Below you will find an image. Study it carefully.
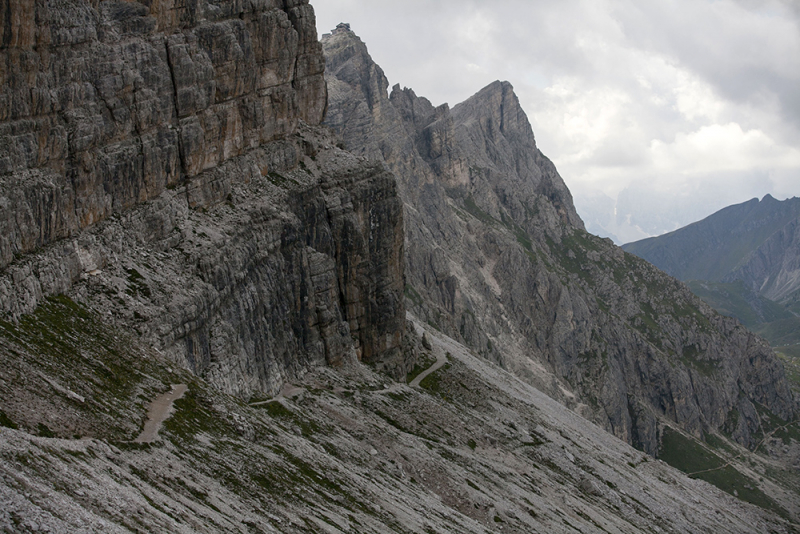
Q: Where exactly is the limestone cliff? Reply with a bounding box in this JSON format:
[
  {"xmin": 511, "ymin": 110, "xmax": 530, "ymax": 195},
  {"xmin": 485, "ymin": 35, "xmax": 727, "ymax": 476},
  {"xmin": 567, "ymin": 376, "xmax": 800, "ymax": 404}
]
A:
[
  {"xmin": 322, "ymin": 25, "xmax": 796, "ymax": 455},
  {"xmin": 0, "ymin": 0, "xmax": 408, "ymax": 398}
]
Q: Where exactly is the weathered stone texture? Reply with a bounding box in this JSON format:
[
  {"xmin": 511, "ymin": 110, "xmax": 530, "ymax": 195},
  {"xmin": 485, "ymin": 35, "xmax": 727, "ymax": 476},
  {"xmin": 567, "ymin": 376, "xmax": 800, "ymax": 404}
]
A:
[
  {"xmin": 0, "ymin": 2, "xmax": 405, "ymax": 397},
  {"xmin": 0, "ymin": 124, "xmax": 408, "ymax": 397},
  {"xmin": 0, "ymin": 0, "xmax": 326, "ymax": 269}
]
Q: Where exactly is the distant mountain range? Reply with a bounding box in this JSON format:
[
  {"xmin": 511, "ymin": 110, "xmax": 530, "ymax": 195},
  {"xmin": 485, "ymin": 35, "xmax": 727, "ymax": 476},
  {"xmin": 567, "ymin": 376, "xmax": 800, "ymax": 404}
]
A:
[{"xmin": 623, "ymin": 195, "xmax": 800, "ymax": 350}]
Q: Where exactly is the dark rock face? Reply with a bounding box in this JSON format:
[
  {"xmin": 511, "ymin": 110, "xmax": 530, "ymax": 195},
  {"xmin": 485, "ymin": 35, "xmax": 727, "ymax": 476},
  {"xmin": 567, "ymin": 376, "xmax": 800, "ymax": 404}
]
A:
[
  {"xmin": 322, "ymin": 26, "xmax": 796, "ymax": 455},
  {"xmin": 0, "ymin": 1, "xmax": 407, "ymax": 397},
  {"xmin": 0, "ymin": 0, "xmax": 325, "ymax": 269}
]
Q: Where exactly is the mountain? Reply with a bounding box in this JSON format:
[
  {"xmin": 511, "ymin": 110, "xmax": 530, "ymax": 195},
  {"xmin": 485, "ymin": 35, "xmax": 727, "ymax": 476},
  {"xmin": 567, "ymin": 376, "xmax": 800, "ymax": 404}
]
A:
[
  {"xmin": 622, "ymin": 195, "xmax": 800, "ymax": 297},
  {"xmin": 0, "ymin": 2, "xmax": 799, "ymax": 531},
  {"xmin": 623, "ymin": 196, "xmax": 800, "ymax": 348},
  {"xmin": 322, "ymin": 25, "xmax": 795, "ymax": 457}
]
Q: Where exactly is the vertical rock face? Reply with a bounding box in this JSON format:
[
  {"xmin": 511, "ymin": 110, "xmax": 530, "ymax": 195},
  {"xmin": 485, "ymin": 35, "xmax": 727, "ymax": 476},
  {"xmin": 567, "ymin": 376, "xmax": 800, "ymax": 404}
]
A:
[
  {"xmin": 322, "ymin": 26, "xmax": 795, "ymax": 455},
  {"xmin": 0, "ymin": 0, "xmax": 325, "ymax": 268},
  {"xmin": 0, "ymin": 2, "xmax": 408, "ymax": 397}
]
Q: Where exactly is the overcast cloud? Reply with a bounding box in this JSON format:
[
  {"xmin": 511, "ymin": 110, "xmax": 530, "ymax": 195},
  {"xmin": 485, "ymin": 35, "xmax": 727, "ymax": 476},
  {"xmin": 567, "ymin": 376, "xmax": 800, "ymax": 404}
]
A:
[{"xmin": 314, "ymin": 0, "xmax": 800, "ymax": 243}]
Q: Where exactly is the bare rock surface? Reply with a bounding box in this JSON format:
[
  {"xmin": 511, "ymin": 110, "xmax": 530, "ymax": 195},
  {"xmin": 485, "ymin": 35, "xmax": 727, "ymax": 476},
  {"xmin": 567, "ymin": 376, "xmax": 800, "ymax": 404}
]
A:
[
  {"xmin": 0, "ymin": 1, "xmax": 407, "ymax": 398},
  {"xmin": 0, "ymin": 0, "xmax": 325, "ymax": 270},
  {"xmin": 321, "ymin": 25, "xmax": 797, "ymax": 458},
  {"xmin": 0, "ymin": 309, "xmax": 797, "ymax": 532}
]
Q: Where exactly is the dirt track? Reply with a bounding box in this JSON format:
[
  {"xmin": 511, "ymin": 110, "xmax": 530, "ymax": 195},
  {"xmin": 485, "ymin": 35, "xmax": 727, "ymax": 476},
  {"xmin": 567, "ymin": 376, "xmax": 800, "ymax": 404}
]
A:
[{"xmin": 135, "ymin": 384, "xmax": 188, "ymax": 443}]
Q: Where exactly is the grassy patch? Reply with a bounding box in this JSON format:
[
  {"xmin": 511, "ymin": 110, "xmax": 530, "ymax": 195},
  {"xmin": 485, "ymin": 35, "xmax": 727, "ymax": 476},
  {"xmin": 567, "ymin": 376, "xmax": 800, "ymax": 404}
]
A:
[
  {"xmin": 256, "ymin": 399, "xmax": 321, "ymax": 438},
  {"xmin": 463, "ymin": 196, "xmax": 497, "ymax": 226},
  {"xmin": 679, "ymin": 344, "xmax": 719, "ymax": 377},
  {"xmin": 162, "ymin": 385, "xmax": 235, "ymax": 443},
  {"xmin": 419, "ymin": 363, "xmax": 452, "ymax": 398},
  {"xmin": 704, "ymin": 432, "xmax": 736, "ymax": 455},
  {"xmin": 659, "ymin": 426, "xmax": 724, "ymax": 473},
  {"xmin": 267, "ymin": 172, "xmax": 299, "ymax": 188},
  {"xmin": 659, "ymin": 426, "xmax": 787, "ymax": 517},
  {"xmin": 0, "ymin": 294, "xmax": 170, "ymax": 440},
  {"xmin": 775, "ymin": 348, "xmax": 800, "ymax": 395},
  {"xmin": 404, "ymin": 284, "xmax": 423, "ymax": 308}
]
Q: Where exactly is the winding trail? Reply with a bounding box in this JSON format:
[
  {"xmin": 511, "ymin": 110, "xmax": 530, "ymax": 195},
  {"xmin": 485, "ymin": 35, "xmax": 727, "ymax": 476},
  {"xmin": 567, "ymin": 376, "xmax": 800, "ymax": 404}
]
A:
[
  {"xmin": 135, "ymin": 384, "xmax": 188, "ymax": 443},
  {"xmin": 409, "ymin": 320, "xmax": 450, "ymax": 388},
  {"xmin": 686, "ymin": 419, "xmax": 800, "ymax": 477},
  {"xmin": 249, "ymin": 382, "xmax": 305, "ymax": 406}
]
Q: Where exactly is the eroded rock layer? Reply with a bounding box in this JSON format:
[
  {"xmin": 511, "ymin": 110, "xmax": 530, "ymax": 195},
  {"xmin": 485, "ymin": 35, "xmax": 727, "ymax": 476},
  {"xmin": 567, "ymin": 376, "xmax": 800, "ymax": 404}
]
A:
[
  {"xmin": 0, "ymin": 0, "xmax": 324, "ymax": 267},
  {"xmin": 0, "ymin": 1, "xmax": 407, "ymax": 396}
]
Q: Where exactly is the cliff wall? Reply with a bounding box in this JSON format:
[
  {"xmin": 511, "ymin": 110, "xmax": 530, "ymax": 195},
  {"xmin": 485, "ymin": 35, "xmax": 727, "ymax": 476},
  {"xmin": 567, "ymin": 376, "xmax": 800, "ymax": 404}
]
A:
[{"xmin": 0, "ymin": 0, "xmax": 408, "ymax": 397}]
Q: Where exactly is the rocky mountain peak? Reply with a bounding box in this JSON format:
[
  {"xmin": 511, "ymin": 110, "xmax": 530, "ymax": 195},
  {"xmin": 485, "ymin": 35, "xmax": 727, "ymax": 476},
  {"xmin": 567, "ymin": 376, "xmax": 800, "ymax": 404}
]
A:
[
  {"xmin": 453, "ymin": 80, "xmax": 536, "ymax": 144},
  {"xmin": 324, "ymin": 26, "xmax": 795, "ymax": 460}
]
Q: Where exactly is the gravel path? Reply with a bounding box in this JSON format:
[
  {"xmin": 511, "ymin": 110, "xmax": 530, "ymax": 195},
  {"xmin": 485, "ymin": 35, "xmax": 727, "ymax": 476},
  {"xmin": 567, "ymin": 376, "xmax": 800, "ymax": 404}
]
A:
[
  {"xmin": 409, "ymin": 319, "xmax": 450, "ymax": 388},
  {"xmin": 135, "ymin": 384, "xmax": 188, "ymax": 443}
]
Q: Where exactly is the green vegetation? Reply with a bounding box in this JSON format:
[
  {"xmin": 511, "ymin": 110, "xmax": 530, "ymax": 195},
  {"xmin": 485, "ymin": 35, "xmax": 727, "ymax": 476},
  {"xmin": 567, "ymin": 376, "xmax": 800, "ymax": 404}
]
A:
[
  {"xmin": 266, "ymin": 171, "xmax": 299, "ymax": 188},
  {"xmin": 687, "ymin": 280, "xmax": 800, "ymax": 347},
  {"xmin": 0, "ymin": 294, "xmax": 173, "ymax": 440},
  {"xmin": 162, "ymin": 384, "xmax": 236, "ymax": 443},
  {"xmin": 404, "ymin": 284, "xmax": 424, "ymax": 308},
  {"xmin": 679, "ymin": 344, "xmax": 719, "ymax": 377},
  {"xmin": 659, "ymin": 426, "xmax": 788, "ymax": 517},
  {"xmin": 754, "ymin": 317, "xmax": 800, "ymax": 348},
  {"xmin": 462, "ymin": 196, "xmax": 541, "ymax": 262},
  {"xmin": 0, "ymin": 410, "xmax": 17, "ymax": 429},
  {"xmin": 256, "ymin": 399, "xmax": 321, "ymax": 438},
  {"xmin": 463, "ymin": 196, "xmax": 497, "ymax": 226},
  {"xmin": 775, "ymin": 349, "xmax": 800, "ymax": 394},
  {"xmin": 419, "ymin": 362, "xmax": 452, "ymax": 400}
]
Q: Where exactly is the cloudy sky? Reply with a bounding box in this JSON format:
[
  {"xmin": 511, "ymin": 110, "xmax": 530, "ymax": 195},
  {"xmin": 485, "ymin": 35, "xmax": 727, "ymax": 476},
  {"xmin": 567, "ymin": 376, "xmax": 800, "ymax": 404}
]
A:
[{"xmin": 314, "ymin": 0, "xmax": 800, "ymax": 243}]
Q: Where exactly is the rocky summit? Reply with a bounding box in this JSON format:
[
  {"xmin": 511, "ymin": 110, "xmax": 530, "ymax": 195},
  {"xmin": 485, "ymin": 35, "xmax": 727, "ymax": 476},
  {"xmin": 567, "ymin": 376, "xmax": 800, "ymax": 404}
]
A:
[{"xmin": 0, "ymin": 1, "xmax": 798, "ymax": 532}]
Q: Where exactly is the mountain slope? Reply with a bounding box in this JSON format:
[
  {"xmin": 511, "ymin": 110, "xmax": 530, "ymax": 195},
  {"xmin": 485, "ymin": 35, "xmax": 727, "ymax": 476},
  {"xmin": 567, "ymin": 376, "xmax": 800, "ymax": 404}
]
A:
[
  {"xmin": 623, "ymin": 196, "xmax": 800, "ymax": 348},
  {"xmin": 2, "ymin": 296, "xmax": 798, "ymax": 532},
  {"xmin": 0, "ymin": 2, "xmax": 798, "ymax": 531},
  {"xmin": 321, "ymin": 25, "xmax": 797, "ymax": 459},
  {"xmin": 622, "ymin": 195, "xmax": 800, "ymax": 302}
]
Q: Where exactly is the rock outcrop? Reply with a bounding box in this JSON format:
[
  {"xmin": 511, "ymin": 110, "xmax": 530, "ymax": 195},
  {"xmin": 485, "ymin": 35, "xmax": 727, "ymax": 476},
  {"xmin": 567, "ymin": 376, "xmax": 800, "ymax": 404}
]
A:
[
  {"xmin": 322, "ymin": 25, "xmax": 796, "ymax": 455},
  {"xmin": 0, "ymin": 0, "xmax": 408, "ymax": 397}
]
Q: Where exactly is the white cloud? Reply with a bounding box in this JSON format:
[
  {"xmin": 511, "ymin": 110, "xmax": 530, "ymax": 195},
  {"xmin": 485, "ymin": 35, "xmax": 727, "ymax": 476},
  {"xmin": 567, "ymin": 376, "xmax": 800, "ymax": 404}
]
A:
[
  {"xmin": 314, "ymin": 0, "xmax": 800, "ymax": 240},
  {"xmin": 651, "ymin": 123, "xmax": 800, "ymax": 174}
]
